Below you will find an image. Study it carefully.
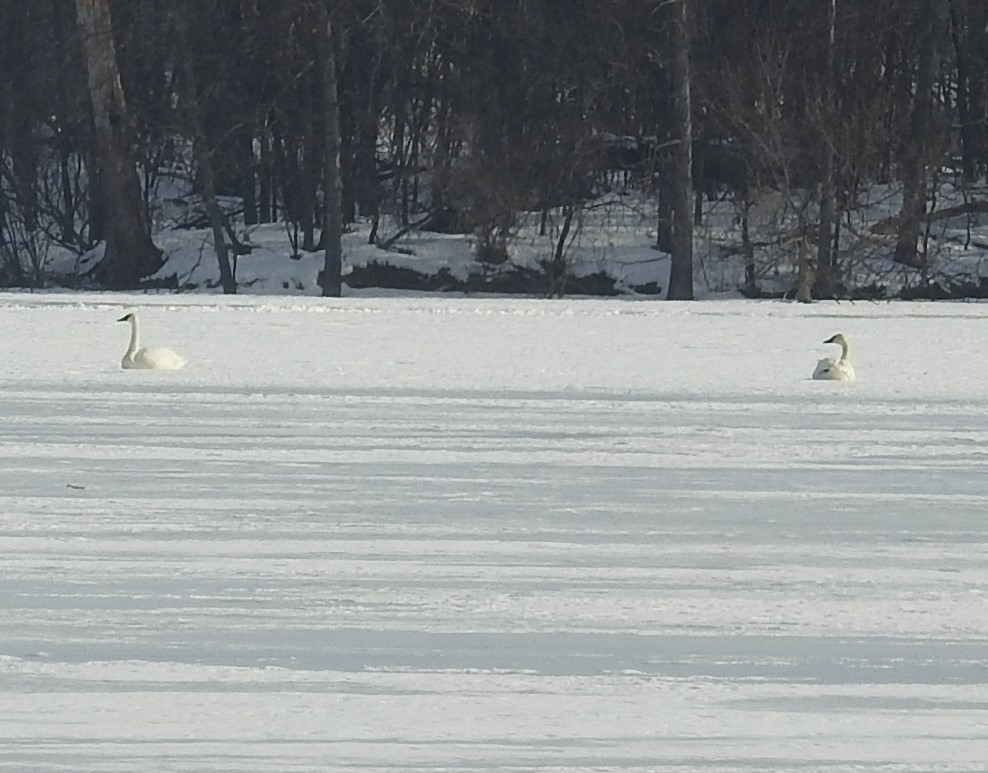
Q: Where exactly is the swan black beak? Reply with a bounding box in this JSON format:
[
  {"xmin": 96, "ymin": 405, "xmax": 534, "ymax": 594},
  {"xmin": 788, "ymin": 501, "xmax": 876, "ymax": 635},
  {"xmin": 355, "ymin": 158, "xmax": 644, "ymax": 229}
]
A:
[{"xmin": 116, "ymin": 314, "xmax": 131, "ymax": 323}]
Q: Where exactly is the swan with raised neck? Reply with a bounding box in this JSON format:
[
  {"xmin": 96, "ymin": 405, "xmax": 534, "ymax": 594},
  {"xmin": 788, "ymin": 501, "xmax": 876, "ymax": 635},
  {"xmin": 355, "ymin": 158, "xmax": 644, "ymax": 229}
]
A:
[
  {"xmin": 812, "ymin": 333, "xmax": 855, "ymax": 381},
  {"xmin": 117, "ymin": 312, "xmax": 187, "ymax": 370}
]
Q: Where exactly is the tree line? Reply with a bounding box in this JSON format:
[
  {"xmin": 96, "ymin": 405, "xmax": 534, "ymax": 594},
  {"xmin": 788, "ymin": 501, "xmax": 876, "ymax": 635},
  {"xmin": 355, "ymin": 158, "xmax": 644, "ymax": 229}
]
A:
[{"xmin": 1, "ymin": 0, "xmax": 985, "ymax": 298}]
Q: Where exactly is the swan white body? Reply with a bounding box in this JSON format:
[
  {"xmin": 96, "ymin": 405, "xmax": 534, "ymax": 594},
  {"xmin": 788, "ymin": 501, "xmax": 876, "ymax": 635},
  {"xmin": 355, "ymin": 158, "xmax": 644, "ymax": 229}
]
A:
[
  {"xmin": 117, "ymin": 312, "xmax": 187, "ymax": 370},
  {"xmin": 812, "ymin": 333, "xmax": 855, "ymax": 381}
]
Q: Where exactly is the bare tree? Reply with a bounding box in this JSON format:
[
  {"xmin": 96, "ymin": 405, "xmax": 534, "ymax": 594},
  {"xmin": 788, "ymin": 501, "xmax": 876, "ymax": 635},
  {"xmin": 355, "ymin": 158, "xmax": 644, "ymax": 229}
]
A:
[
  {"xmin": 893, "ymin": 0, "xmax": 941, "ymax": 269},
  {"xmin": 74, "ymin": 0, "xmax": 161, "ymax": 288},
  {"xmin": 813, "ymin": 0, "xmax": 838, "ymax": 298},
  {"xmin": 0, "ymin": 0, "xmax": 982, "ymax": 299},
  {"xmin": 947, "ymin": 0, "xmax": 984, "ymax": 182},
  {"xmin": 170, "ymin": 0, "xmax": 236, "ymax": 294},
  {"xmin": 317, "ymin": 0, "xmax": 345, "ymax": 297},
  {"xmin": 666, "ymin": 0, "xmax": 695, "ymax": 300}
]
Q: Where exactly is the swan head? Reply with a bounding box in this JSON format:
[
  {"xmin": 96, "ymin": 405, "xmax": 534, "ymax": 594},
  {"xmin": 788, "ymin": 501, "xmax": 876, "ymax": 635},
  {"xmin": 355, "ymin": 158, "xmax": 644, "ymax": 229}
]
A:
[
  {"xmin": 823, "ymin": 333, "xmax": 848, "ymax": 347},
  {"xmin": 117, "ymin": 313, "xmax": 135, "ymax": 323}
]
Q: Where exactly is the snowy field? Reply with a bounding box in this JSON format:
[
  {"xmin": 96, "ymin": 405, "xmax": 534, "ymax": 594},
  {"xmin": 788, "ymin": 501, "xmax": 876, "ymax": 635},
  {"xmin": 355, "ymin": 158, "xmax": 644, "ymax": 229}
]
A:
[{"xmin": 1, "ymin": 293, "xmax": 987, "ymax": 773}]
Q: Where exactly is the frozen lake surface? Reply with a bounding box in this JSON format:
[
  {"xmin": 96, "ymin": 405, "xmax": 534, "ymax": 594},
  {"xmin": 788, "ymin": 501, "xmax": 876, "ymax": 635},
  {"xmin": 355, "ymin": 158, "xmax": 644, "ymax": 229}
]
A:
[{"xmin": 1, "ymin": 294, "xmax": 987, "ymax": 772}]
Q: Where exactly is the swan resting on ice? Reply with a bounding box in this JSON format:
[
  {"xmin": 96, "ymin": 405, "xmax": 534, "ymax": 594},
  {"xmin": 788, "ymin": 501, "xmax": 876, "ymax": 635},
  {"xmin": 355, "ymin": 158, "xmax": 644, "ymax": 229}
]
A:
[
  {"xmin": 117, "ymin": 312, "xmax": 187, "ymax": 370},
  {"xmin": 812, "ymin": 333, "xmax": 855, "ymax": 381}
]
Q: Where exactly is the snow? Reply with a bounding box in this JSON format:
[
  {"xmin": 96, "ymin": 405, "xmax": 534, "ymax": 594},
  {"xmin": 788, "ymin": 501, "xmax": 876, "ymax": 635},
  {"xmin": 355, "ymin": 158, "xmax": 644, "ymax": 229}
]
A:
[
  {"xmin": 131, "ymin": 182, "xmax": 988, "ymax": 298},
  {"xmin": 141, "ymin": 192, "xmax": 673, "ymax": 296},
  {"xmin": 1, "ymin": 293, "xmax": 987, "ymax": 772}
]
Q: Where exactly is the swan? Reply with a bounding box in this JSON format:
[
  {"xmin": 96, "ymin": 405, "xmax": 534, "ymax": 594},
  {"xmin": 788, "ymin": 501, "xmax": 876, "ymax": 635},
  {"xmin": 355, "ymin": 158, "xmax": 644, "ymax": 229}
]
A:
[
  {"xmin": 812, "ymin": 333, "xmax": 855, "ymax": 381},
  {"xmin": 117, "ymin": 312, "xmax": 187, "ymax": 370}
]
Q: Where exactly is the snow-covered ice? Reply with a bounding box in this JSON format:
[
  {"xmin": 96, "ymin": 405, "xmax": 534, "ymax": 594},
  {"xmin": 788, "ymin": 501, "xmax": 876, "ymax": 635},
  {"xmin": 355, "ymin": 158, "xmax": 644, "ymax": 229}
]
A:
[{"xmin": 1, "ymin": 294, "xmax": 986, "ymax": 772}]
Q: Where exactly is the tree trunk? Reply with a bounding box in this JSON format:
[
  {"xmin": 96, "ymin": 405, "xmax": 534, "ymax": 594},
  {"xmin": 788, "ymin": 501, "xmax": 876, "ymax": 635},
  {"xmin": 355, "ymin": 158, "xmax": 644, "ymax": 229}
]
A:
[
  {"xmin": 814, "ymin": 0, "xmax": 837, "ymax": 298},
  {"xmin": 893, "ymin": 0, "xmax": 938, "ymax": 269},
  {"xmin": 739, "ymin": 196, "xmax": 757, "ymax": 297},
  {"xmin": 691, "ymin": 138, "xmax": 704, "ymax": 226},
  {"xmin": 317, "ymin": 1, "xmax": 345, "ymax": 298},
  {"xmin": 547, "ymin": 205, "xmax": 575, "ymax": 299},
  {"xmin": 1, "ymin": 2, "xmax": 39, "ymax": 234},
  {"xmin": 238, "ymin": 126, "xmax": 259, "ymax": 227},
  {"xmin": 948, "ymin": 0, "xmax": 980, "ymax": 182},
  {"xmin": 259, "ymin": 122, "xmax": 274, "ymax": 223},
  {"xmin": 301, "ymin": 67, "xmax": 318, "ymax": 252},
  {"xmin": 656, "ymin": 171, "xmax": 674, "ymax": 253},
  {"xmin": 171, "ymin": 1, "xmax": 236, "ymax": 294},
  {"xmin": 74, "ymin": 0, "xmax": 162, "ymax": 288},
  {"xmin": 52, "ymin": 0, "xmax": 80, "ymax": 247},
  {"xmin": 796, "ymin": 237, "xmax": 814, "ymax": 303},
  {"xmin": 666, "ymin": 0, "xmax": 694, "ymax": 300}
]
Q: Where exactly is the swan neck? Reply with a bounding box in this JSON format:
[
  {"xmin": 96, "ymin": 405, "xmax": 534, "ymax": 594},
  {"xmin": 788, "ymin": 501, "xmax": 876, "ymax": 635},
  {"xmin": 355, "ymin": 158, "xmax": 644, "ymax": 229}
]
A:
[
  {"xmin": 126, "ymin": 316, "xmax": 141, "ymax": 356},
  {"xmin": 839, "ymin": 338, "xmax": 850, "ymax": 362}
]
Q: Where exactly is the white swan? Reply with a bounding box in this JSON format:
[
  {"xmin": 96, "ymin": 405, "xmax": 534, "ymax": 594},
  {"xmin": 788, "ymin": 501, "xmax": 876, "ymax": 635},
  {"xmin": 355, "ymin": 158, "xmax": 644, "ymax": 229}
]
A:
[
  {"xmin": 117, "ymin": 312, "xmax": 187, "ymax": 370},
  {"xmin": 812, "ymin": 333, "xmax": 855, "ymax": 381}
]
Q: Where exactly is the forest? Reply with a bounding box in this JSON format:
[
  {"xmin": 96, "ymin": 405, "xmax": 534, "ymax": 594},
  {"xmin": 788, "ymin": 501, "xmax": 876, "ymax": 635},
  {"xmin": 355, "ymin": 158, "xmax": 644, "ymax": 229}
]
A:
[{"xmin": 1, "ymin": 0, "xmax": 987, "ymax": 299}]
